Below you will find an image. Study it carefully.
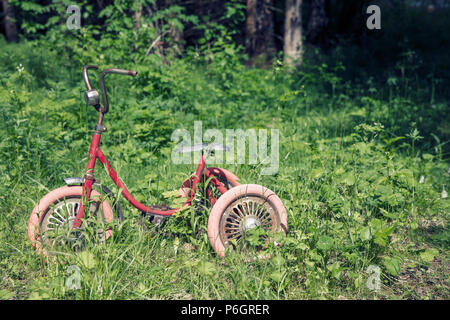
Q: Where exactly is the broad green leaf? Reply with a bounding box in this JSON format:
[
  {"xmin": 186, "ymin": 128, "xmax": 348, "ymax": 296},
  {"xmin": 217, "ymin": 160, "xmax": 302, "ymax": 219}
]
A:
[
  {"xmin": 360, "ymin": 226, "xmax": 372, "ymax": 241},
  {"xmin": 311, "ymin": 168, "xmax": 324, "ymax": 179},
  {"xmin": 162, "ymin": 189, "xmax": 181, "ymax": 198},
  {"xmin": 373, "ymin": 226, "xmax": 394, "ymax": 247},
  {"xmin": 383, "ymin": 256, "xmax": 403, "ymax": 276},
  {"xmin": 197, "ymin": 260, "xmax": 216, "ymax": 276},
  {"xmin": 271, "ymin": 255, "xmax": 285, "ymax": 266},
  {"xmin": 327, "ymin": 262, "xmax": 342, "ymax": 280},
  {"xmin": 28, "ymin": 290, "xmax": 50, "ymax": 300},
  {"xmin": 420, "ymin": 248, "xmax": 439, "ymax": 263},
  {"xmin": 354, "ymin": 276, "xmax": 363, "ymax": 289},
  {"xmin": 309, "ymin": 250, "xmax": 323, "ymax": 262},
  {"xmin": 339, "ymin": 172, "xmax": 355, "ymax": 186},
  {"xmin": 317, "ymin": 235, "xmax": 334, "ymax": 251},
  {"xmin": 305, "ymin": 259, "xmax": 315, "ymax": 268},
  {"xmin": 270, "ymin": 271, "xmax": 285, "ymax": 283},
  {"xmin": 379, "ymin": 208, "xmax": 397, "ymax": 219},
  {"xmin": 78, "ymin": 251, "xmax": 97, "ymax": 269}
]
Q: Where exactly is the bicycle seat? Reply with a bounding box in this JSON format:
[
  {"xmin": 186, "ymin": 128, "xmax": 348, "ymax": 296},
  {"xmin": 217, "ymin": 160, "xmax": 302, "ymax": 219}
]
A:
[{"xmin": 175, "ymin": 143, "xmax": 230, "ymax": 154}]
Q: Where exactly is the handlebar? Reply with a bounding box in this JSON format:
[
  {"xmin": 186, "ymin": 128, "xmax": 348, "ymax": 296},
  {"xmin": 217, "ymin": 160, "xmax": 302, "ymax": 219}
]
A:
[{"xmin": 82, "ymin": 65, "xmax": 138, "ymax": 114}]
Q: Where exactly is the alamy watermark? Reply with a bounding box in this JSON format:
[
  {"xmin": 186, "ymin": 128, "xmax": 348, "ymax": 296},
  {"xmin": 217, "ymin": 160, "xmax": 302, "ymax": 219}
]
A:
[
  {"xmin": 171, "ymin": 121, "xmax": 279, "ymax": 175},
  {"xmin": 66, "ymin": 265, "xmax": 81, "ymax": 290},
  {"xmin": 66, "ymin": 3, "xmax": 381, "ymax": 31},
  {"xmin": 366, "ymin": 5, "xmax": 381, "ymax": 30},
  {"xmin": 65, "ymin": 3, "xmax": 381, "ymax": 31},
  {"xmin": 366, "ymin": 265, "xmax": 381, "ymax": 292},
  {"xmin": 66, "ymin": 5, "xmax": 81, "ymax": 30}
]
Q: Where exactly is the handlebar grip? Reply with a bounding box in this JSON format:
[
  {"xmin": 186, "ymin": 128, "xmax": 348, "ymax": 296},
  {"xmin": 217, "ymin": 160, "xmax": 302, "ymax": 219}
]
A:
[
  {"xmin": 82, "ymin": 65, "xmax": 98, "ymax": 90},
  {"xmin": 102, "ymin": 68, "xmax": 138, "ymax": 77}
]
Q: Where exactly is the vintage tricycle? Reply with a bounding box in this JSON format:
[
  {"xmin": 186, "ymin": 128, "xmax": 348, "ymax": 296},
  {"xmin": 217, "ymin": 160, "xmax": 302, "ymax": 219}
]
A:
[{"xmin": 28, "ymin": 65, "xmax": 288, "ymax": 257}]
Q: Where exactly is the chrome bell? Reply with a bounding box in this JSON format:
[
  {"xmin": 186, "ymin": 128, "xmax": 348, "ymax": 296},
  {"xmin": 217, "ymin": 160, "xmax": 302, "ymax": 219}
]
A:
[{"xmin": 84, "ymin": 89, "xmax": 100, "ymax": 106}]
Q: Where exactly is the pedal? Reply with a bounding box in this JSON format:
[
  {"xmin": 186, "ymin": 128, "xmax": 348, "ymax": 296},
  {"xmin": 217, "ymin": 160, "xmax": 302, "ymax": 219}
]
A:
[{"xmin": 141, "ymin": 211, "xmax": 167, "ymax": 228}]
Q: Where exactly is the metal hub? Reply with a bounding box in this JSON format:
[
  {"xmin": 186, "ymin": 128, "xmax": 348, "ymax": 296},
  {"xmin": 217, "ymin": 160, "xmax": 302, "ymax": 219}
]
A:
[
  {"xmin": 240, "ymin": 215, "xmax": 261, "ymax": 233},
  {"xmin": 219, "ymin": 195, "xmax": 280, "ymax": 247}
]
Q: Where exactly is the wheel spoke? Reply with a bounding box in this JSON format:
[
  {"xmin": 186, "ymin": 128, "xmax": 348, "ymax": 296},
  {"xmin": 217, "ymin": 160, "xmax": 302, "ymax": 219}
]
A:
[
  {"xmin": 40, "ymin": 196, "xmax": 108, "ymax": 254},
  {"xmin": 48, "ymin": 212, "xmax": 64, "ymax": 226},
  {"xmin": 54, "ymin": 210, "xmax": 67, "ymax": 223}
]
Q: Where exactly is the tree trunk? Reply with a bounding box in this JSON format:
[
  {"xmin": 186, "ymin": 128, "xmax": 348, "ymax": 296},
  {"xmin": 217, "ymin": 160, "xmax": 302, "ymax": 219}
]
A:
[
  {"xmin": 2, "ymin": 0, "xmax": 18, "ymax": 42},
  {"xmin": 165, "ymin": 0, "xmax": 184, "ymax": 56},
  {"xmin": 133, "ymin": 2, "xmax": 143, "ymax": 29},
  {"xmin": 245, "ymin": 0, "xmax": 276, "ymax": 61},
  {"xmin": 307, "ymin": 0, "xmax": 328, "ymax": 44},
  {"xmin": 284, "ymin": 0, "xmax": 303, "ymax": 67}
]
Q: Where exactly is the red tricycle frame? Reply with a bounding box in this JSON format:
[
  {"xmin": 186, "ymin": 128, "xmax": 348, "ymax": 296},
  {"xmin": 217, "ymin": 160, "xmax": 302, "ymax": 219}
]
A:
[{"xmin": 28, "ymin": 65, "xmax": 288, "ymax": 258}]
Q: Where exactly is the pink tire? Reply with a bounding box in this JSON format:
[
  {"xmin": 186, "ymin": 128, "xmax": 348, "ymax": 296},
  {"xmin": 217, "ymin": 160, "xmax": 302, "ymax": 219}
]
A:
[
  {"xmin": 28, "ymin": 186, "xmax": 114, "ymax": 256},
  {"xmin": 207, "ymin": 184, "xmax": 288, "ymax": 257}
]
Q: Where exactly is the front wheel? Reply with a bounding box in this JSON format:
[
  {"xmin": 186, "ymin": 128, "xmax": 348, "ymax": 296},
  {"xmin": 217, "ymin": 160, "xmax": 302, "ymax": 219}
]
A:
[
  {"xmin": 207, "ymin": 184, "xmax": 288, "ymax": 257},
  {"xmin": 28, "ymin": 186, "xmax": 114, "ymax": 256}
]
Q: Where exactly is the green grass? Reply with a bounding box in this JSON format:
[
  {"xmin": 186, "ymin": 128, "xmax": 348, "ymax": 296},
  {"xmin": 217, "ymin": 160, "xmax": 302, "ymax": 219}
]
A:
[{"xmin": 0, "ymin": 40, "xmax": 448, "ymax": 300}]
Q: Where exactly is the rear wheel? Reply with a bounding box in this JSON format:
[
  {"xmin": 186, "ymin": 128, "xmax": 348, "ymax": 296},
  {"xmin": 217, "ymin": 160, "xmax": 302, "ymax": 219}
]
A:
[{"xmin": 207, "ymin": 184, "xmax": 288, "ymax": 257}]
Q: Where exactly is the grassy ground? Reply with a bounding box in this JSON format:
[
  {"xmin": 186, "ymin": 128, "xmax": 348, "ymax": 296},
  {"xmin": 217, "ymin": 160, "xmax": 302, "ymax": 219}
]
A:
[{"xmin": 0, "ymin": 41, "xmax": 448, "ymax": 300}]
